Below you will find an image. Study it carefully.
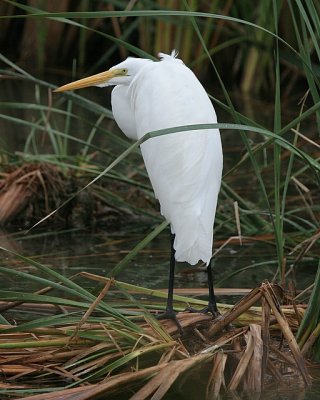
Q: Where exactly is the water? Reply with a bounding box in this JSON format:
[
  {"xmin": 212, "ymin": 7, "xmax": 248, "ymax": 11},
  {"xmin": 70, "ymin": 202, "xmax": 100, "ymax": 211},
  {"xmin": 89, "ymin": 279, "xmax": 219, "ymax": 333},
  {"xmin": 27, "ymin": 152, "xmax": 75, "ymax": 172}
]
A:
[{"xmin": 1, "ymin": 228, "xmax": 313, "ymax": 294}]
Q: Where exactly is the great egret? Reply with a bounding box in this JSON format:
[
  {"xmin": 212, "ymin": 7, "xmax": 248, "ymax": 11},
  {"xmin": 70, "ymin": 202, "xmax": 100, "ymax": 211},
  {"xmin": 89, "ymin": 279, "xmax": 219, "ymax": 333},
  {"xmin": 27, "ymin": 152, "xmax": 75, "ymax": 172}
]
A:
[{"xmin": 55, "ymin": 50, "xmax": 223, "ymax": 325}]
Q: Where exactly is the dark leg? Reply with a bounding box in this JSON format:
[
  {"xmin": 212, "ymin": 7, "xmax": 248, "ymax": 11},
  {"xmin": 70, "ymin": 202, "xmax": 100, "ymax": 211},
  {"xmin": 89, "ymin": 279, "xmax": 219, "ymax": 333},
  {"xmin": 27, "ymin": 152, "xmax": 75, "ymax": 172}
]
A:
[
  {"xmin": 206, "ymin": 260, "xmax": 219, "ymax": 317},
  {"xmin": 157, "ymin": 234, "xmax": 182, "ymax": 332},
  {"xmin": 186, "ymin": 259, "xmax": 220, "ymax": 317},
  {"xmin": 166, "ymin": 232, "xmax": 176, "ymax": 314}
]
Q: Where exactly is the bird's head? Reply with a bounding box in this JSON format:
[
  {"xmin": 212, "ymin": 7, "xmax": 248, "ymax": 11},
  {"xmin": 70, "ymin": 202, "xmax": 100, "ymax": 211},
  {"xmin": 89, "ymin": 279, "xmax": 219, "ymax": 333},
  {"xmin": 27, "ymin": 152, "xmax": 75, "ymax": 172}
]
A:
[{"xmin": 54, "ymin": 57, "xmax": 150, "ymax": 92}]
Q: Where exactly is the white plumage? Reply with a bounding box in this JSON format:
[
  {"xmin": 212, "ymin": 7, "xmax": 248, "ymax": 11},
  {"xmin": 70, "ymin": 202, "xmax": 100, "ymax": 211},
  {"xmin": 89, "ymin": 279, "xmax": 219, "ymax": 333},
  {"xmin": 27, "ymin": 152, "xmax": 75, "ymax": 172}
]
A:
[{"xmin": 55, "ymin": 51, "xmax": 223, "ymax": 266}]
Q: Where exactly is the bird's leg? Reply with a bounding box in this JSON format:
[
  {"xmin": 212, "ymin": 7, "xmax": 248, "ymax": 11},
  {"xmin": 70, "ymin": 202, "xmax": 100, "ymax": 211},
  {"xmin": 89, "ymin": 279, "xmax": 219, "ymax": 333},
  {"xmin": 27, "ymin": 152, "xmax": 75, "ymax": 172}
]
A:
[
  {"xmin": 157, "ymin": 234, "xmax": 183, "ymax": 333},
  {"xmin": 206, "ymin": 260, "xmax": 220, "ymax": 317},
  {"xmin": 166, "ymin": 233, "xmax": 175, "ymax": 314},
  {"xmin": 186, "ymin": 259, "xmax": 220, "ymax": 318}
]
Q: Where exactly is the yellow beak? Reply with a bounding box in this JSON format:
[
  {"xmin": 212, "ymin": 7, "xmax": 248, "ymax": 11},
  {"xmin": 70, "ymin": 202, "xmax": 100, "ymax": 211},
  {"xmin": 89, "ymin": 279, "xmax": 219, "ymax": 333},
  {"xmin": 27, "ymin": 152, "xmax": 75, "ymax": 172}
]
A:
[{"xmin": 54, "ymin": 70, "xmax": 118, "ymax": 92}]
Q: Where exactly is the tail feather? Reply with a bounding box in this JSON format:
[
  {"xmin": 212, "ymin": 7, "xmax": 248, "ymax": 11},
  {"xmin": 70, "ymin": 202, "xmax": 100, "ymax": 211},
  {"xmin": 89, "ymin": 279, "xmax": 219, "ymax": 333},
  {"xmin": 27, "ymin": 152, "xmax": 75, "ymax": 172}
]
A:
[{"xmin": 169, "ymin": 209, "xmax": 214, "ymax": 265}]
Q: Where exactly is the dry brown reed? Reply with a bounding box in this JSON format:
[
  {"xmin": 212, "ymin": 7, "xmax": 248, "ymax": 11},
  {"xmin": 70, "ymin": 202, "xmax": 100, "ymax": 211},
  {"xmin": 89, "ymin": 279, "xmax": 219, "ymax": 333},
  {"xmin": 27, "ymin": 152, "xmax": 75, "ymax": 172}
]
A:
[{"xmin": 0, "ymin": 279, "xmax": 311, "ymax": 399}]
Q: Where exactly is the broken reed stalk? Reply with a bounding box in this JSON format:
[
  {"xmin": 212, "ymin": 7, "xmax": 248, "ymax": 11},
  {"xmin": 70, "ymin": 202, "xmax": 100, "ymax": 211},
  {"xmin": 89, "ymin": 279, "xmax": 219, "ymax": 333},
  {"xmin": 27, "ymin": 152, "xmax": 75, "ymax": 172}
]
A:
[
  {"xmin": 69, "ymin": 278, "xmax": 114, "ymax": 341},
  {"xmin": 245, "ymin": 324, "xmax": 263, "ymax": 392},
  {"xmin": 206, "ymin": 281, "xmax": 311, "ymax": 388},
  {"xmin": 228, "ymin": 325, "xmax": 256, "ymax": 391},
  {"xmin": 129, "ymin": 354, "xmax": 213, "ymax": 400},
  {"xmin": 261, "ymin": 284, "xmax": 311, "ymax": 386},
  {"xmin": 207, "ymin": 287, "xmax": 263, "ymax": 337},
  {"xmin": 19, "ymin": 363, "xmax": 170, "ymax": 400},
  {"xmin": 0, "ymin": 280, "xmax": 313, "ymax": 399},
  {"xmin": 206, "ymin": 351, "xmax": 227, "ymax": 399},
  {"xmin": 261, "ymin": 294, "xmax": 271, "ymax": 389},
  {"xmin": 301, "ymin": 323, "xmax": 320, "ymax": 357}
]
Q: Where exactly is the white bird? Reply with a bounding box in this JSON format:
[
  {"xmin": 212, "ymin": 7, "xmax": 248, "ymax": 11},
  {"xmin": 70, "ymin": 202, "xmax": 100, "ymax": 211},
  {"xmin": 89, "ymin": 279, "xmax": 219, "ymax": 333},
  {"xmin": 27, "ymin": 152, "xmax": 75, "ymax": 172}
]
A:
[{"xmin": 55, "ymin": 50, "xmax": 223, "ymax": 325}]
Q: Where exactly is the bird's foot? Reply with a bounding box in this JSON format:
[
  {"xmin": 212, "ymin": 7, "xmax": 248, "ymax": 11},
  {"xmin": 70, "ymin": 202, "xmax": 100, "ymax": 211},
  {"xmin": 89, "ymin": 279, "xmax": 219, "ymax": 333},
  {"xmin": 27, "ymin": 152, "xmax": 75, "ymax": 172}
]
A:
[
  {"xmin": 185, "ymin": 302, "xmax": 220, "ymax": 319},
  {"xmin": 157, "ymin": 309, "xmax": 183, "ymax": 334}
]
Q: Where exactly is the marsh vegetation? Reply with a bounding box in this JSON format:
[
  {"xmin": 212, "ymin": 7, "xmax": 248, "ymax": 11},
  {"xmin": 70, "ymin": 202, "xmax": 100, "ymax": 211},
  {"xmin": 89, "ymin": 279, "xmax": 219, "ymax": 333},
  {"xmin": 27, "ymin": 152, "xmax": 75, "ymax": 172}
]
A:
[{"xmin": 0, "ymin": 1, "xmax": 319, "ymax": 398}]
